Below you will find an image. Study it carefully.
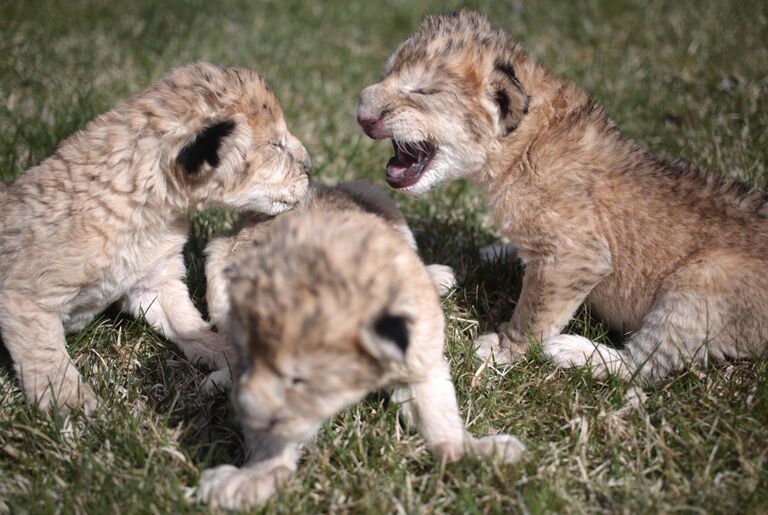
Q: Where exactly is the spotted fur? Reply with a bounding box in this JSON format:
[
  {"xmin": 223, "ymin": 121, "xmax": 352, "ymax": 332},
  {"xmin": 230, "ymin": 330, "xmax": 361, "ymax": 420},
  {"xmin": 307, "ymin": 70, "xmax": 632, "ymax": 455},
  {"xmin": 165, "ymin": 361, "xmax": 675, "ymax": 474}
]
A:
[
  {"xmin": 203, "ymin": 180, "xmax": 454, "ymax": 348},
  {"xmin": 0, "ymin": 62, "xmax": 311, "ymax": 413},
  {"xmin": 357, "ymin": 10, "xmax": 768, "ymax": 385},
  {"xmin": 197, "ymin": 181, "xmax": 521, "ymax": 509}
]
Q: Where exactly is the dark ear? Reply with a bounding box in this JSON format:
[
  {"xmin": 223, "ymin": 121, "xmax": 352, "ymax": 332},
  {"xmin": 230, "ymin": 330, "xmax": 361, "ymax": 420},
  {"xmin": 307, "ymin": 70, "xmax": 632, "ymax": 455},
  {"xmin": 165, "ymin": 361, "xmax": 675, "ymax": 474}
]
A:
[
  {"xmin": 489, "ymin": 61, "xmax": 529, "ymax": 136},
  {"xmin": 360, "ymin": 313, "xmax": 410, "ymax": 363},
  {"xmin": 177, "ymin": 120, "xmax": 236, "ymax": 174}
]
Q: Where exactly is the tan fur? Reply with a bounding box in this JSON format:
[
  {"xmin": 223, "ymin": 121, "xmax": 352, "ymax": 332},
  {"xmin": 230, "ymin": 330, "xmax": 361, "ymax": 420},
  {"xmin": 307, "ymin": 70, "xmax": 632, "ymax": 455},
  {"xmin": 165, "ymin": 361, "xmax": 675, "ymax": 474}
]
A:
[
  {"xmin": 0, "ymin": 62, "xmax": 310, "ymax": 413},
  {"xmin": 357, "ymin": 11, "xmax": 768, "ymax": 384},
  {"xmin": 204, "ymin": 179, "xmax": 454, "ymax": 349},
  {"xmin": 197, "ymin": 185, "xmax": 522, "ymax": 509}
]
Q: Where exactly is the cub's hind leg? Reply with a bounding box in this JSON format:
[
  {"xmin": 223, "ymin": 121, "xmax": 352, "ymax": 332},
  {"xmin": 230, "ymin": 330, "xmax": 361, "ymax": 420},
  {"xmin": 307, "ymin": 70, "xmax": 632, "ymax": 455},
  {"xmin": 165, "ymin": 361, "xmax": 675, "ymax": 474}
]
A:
[
  {"xmin": 544, "ymin": 251, "xmax": 768, "ymax": 384},
  {"xmin": 544, "ymin": 293, "xmax": 725, "ymax": 384},
  {"xmin": 625, "ymin": 253, "xmax": 768, "ymax": 382},
  {"xmin": 0, "ymin": 296, "xmax": 97, "ymax": 413}
]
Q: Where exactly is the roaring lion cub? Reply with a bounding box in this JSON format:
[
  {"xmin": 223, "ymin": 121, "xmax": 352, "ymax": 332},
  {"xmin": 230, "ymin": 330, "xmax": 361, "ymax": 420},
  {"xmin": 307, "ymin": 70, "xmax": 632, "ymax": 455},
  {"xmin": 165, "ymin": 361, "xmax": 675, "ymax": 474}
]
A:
[
  {"xmin": 0, "ymin": 62, "xmax": 310, "ymax": 413},
  {"xmin": 197, "ymin": 182, "xmax": 523, "ymax": 509},
  {"xmin": 357, "ymin": 11, "xmax": 768, "ymax": 385}
]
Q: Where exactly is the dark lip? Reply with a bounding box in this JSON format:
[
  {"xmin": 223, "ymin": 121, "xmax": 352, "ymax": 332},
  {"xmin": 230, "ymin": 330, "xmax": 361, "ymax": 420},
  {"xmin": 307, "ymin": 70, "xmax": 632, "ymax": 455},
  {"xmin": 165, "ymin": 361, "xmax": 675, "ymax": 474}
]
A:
[
  {"xmin": 358, "ymin": 117, "xmax": 390, "ymax": 139},
  {"xmin": 385, "ymin": 139, "xmax": 436, "ymax": 189}
]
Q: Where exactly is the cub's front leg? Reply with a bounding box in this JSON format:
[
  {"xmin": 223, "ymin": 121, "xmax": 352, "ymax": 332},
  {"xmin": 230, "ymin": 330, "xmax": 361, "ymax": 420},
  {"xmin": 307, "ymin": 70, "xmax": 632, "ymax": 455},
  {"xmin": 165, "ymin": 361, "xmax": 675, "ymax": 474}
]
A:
[
  {"xmin": 475, "ymin": 238, "xmax": 612, "ymax": 364},
  {"xmin": 197, "ymin": 430, "xmax": 300, "ymax": 510},
  {"xmin": 394, "ymin": 354, "xmax": 525, "ymax": 464},
  {"xmin": 122, "ymin": 254, "xmax": 233, "ymax": 370}
]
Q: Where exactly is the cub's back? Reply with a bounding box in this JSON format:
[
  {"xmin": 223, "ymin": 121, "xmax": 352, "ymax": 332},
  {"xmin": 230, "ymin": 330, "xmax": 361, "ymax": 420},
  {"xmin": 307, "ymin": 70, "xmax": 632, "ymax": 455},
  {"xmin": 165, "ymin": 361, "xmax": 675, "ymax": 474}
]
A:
[
  {"xmin": 207, "ymin": 180, "xmax": 414, "ymax": 268},
  {"xmin": 203, "ymin": 180, "xmax": 431, "ymax": 334},
  {"xmin": 246, "ymin": 207, "xmax": 431, "ymax": 299}
]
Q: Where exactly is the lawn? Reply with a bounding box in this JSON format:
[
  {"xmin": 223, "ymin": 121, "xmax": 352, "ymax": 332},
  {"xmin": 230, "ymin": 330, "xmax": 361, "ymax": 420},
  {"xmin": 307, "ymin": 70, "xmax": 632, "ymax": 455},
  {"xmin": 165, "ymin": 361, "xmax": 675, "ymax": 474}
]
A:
[{"xmin": 1, "ymin": 0, "xmax": 767, "ymax": 513}]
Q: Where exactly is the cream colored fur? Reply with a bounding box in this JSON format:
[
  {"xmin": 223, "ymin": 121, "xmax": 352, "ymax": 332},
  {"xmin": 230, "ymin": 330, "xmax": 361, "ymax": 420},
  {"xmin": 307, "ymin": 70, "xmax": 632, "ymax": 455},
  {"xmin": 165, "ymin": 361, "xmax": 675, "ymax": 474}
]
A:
[
  {"xmin": 197, "ymin": 183, "xmax": 522, "ymax": 509},
  {"xmin": 357, "ymin": 11, "xmax": 768, "ymax": 385},
  {"xmin": 204, "ymin": 179, "xmax": 455, "ymax": 351},
  {"xmin": 0, "ymin": 62, "xmax": 310, "ymax": 413}
]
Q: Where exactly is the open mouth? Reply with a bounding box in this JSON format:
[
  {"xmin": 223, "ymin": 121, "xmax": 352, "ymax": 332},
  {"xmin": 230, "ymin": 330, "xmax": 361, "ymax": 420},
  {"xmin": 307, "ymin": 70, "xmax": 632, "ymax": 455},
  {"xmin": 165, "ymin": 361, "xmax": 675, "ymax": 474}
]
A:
[
  {"xmin": 264, "ymin": 198, "xmax": 298, "ymax": 216},
  {"xmin": 386, "ymin": 140, "xmax": 436, "ymax": 189}
]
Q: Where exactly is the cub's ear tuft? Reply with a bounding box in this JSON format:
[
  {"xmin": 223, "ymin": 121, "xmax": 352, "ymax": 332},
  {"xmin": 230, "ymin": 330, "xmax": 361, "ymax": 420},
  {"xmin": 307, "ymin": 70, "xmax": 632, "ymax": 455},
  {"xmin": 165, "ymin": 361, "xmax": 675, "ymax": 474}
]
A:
[
  {"xmin": 360, "ymin": 313, "xmax": 411, "ymax": 363},
  {"xmin": 177, "ymin": 120, "xmax": 236, "ymax": 174},
  {"xmin": 489, "ymin": 61, "xmax": 529, "ymax": 136}
]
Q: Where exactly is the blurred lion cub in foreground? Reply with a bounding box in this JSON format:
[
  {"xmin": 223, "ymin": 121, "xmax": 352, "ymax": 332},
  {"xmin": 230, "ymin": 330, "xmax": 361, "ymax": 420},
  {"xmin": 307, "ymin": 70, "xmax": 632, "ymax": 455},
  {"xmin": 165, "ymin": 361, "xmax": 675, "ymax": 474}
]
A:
[
  {"xmin": 204, "ymin": 180, "xmax": 455, "ymax": 345},
  {"xmin": 357, "ymin": 11, "xmax": 768, "ymax": 385},
  {"xmin": 0, "ymin": 62, "xmax": 310, "ymax": 413},
  {"xmin": 197, "ymin": 181, "xmax": 523, "ymax": 509}
]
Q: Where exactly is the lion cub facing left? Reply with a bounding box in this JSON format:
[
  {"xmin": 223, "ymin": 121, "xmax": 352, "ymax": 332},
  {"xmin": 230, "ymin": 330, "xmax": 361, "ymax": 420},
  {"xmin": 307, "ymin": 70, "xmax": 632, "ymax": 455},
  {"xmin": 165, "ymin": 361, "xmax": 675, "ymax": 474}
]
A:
[
  {"xmin": 197, "ymin": 182, "xmax": 523, "ymax": 509},
  {"xmin": 0, "ymin": 62, "xmax": 310, "ymax": 413}
]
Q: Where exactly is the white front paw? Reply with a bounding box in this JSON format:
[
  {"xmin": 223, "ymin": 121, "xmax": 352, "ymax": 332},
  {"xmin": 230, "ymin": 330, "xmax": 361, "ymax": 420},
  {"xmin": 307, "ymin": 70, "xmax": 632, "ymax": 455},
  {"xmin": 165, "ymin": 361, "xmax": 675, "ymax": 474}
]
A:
[
  {"xmin": 201, "ymin": 368, "xmax": 233, "ymax": 395},
  {"xmin": 31, "ymin": 369, "xmax": 99, "ymax": 415},
  {"xmin": 197, "ymin": 463, "xmax": 293, "ymax": 510},
  {"xmin": 543, "ymin": 334, "xmax": 629, "ymax": 380},
  {"xmin": 542, "ymin": 334, "xmax": 596, "ymax": 369},
  {"xmin": 190, "ymin": 331, "xmax": 235, "ymax": 370},
  {"xmin": 475, "ymin": 333, "xmax": 514, "ymax": 364},
  {"xmin": 469, "ymin": 434, "xmax": 526, "ymax": 464},
  {"xmin": 432, "ymin": 441, "xmax": 466, "ymax": 463},
  {"xmin": 425, "ymin": 264, "xmax": 456, "ymax": 297}
]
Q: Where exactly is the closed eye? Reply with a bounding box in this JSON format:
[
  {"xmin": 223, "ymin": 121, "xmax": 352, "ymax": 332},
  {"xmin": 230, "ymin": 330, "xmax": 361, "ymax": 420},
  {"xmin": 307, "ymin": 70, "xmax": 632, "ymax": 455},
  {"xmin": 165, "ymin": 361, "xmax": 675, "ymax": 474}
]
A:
[
  {"xmin": 413, "ymin": 87, "xmax": 443, "ymax": 95},
  {"xmin": 291, "ymin": 377, "xmax": 307, "ymax": 386}
]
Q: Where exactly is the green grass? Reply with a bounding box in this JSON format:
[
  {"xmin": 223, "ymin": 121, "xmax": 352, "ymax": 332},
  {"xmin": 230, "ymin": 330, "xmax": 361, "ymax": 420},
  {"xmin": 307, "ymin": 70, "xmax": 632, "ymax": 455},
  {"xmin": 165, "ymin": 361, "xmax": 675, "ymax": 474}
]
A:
[{"xmin": 1, "ymin": 0, "xmax": 767, "ymax": 512}]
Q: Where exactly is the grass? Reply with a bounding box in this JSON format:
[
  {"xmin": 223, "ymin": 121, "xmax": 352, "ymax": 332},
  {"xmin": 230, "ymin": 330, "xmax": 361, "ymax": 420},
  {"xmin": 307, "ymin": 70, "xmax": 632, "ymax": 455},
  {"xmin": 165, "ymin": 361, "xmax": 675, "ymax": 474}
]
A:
[{"xmin": 1, "ymin": 0, "xmax": 767, "ymax": 512}]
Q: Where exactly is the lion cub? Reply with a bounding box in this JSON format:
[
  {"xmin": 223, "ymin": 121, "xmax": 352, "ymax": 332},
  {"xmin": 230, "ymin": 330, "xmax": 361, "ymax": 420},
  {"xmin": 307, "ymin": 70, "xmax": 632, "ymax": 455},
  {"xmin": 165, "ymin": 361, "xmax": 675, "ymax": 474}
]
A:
[
  {"xmin": 197, "ymin": 182, "xmax": 523, "ymax": 509},
  {"xmin": 0, "ymin": 62, "xmax": 310, "ymax": 413},
  {"xmin": 357, "ymin": 11, "xmax": 768, "ymax": 385},
  {"xmin": 204, "ymin": 180, "xmax": 455, "ymax": 344}
]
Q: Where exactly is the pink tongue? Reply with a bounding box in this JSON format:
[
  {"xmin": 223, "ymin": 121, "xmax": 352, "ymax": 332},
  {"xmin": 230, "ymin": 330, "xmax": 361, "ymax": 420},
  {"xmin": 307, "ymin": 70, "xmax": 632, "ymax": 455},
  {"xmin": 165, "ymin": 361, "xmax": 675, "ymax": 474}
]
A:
[{"xmin": 386, "ymin": 156, "xmax": 423, "ymax": 188}]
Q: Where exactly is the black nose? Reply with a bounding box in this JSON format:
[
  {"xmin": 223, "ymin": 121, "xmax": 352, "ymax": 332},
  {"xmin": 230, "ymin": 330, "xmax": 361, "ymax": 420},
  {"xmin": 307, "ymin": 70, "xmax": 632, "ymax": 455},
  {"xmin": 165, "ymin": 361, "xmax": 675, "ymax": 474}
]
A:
[{"xmin": 302, "ymin": 156, "xmax": 312, "ymax": 176}]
